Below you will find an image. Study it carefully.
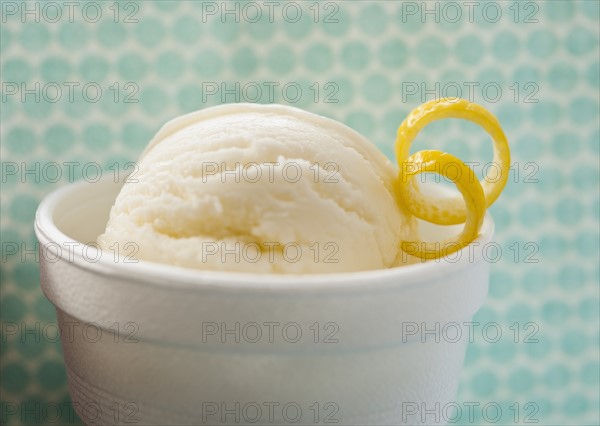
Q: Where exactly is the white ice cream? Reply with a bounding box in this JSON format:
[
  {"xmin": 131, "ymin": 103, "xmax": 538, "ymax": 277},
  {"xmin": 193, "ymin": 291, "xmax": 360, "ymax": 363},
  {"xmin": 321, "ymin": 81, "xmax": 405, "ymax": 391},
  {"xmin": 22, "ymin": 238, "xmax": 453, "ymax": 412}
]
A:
[{"xmin": 98, "ymin": 104, "xmax": 417, "ymax": 273}]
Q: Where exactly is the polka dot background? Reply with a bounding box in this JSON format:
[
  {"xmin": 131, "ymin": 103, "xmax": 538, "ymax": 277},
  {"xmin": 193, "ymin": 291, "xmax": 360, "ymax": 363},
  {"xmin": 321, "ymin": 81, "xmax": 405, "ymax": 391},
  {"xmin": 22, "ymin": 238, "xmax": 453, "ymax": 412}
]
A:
[{"xmin": 1, "ymin": 1, "xmax": 598, "ymax": 425}]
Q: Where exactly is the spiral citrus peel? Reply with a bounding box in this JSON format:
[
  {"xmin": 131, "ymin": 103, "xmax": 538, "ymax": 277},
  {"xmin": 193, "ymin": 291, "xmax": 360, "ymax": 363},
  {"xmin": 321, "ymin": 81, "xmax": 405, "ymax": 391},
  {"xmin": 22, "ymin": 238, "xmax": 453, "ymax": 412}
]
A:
[{"xmin": 395, "ymin": 98, "xmax": 511, "ymax": 260}]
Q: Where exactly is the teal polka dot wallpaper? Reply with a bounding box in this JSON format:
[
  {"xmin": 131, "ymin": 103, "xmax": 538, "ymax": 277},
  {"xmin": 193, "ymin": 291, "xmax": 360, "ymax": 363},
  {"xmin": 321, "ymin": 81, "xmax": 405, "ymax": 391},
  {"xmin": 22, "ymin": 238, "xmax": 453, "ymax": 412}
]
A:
[{"xmin": 1, "ymin": 1, "xmax": 599, "ymax": 425}]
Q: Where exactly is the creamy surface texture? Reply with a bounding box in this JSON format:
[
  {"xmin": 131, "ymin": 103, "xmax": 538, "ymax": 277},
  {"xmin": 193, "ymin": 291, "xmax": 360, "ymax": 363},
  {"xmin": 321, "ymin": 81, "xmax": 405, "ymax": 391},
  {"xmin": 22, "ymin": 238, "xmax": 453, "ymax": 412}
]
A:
[{"xmin": 98, "ymin": 104, "xmax": 417, "ymax": 273}]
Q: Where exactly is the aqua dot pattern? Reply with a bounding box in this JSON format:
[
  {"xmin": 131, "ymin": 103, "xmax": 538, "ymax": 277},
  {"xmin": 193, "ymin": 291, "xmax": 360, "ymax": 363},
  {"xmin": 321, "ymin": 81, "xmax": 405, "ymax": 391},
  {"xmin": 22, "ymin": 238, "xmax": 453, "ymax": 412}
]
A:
[
  {"xmin": 1, "ymin": 2, "xmax": 598, "ymax": 425},
  {"xmin": 118, "ymin": 53, "xmax": 147, "ymax": 80},
  {"xmin": 341, "ymin": 41, "xmax": 370, "ymax": 71},
  {"xmin": 79, "ymin": 55, "xmax": 110, "ymax": 81}
]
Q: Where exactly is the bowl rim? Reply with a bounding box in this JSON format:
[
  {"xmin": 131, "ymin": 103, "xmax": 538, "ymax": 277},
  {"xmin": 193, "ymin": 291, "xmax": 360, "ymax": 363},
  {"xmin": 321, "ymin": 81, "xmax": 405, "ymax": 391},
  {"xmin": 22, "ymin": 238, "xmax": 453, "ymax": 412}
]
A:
[{"xmin": 35, "ymin": 178, "xmax": 495, "ymax": 293}]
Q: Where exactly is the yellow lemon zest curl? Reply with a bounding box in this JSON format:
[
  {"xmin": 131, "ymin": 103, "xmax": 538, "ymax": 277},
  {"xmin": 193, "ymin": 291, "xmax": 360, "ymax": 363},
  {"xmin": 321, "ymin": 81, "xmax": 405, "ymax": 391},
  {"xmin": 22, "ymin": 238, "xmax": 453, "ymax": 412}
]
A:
[{"xmin": 395, "ymin": 98, "xmax": 510, "ymax": 260}]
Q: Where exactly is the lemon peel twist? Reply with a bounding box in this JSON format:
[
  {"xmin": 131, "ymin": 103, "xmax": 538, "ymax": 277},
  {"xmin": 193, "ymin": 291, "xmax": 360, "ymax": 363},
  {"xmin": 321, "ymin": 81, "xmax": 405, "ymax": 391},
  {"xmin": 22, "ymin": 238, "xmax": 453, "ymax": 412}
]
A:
[{"xmin": 395, "ymin": 98, "xmax": 510, "ymax": 260}]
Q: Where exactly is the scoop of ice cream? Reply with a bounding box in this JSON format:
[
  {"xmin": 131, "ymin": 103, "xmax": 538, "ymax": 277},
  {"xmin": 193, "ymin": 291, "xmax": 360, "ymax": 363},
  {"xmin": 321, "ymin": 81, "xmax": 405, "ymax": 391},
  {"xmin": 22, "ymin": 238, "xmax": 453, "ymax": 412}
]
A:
[{"xmin": 98, "ymin": 103, "xmax": 416, "ymax": 273}]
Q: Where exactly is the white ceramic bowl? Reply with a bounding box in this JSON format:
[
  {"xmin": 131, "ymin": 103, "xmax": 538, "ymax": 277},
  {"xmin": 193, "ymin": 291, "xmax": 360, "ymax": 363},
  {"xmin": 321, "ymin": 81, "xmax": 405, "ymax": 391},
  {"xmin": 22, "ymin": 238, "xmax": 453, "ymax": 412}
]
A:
[{"xmin": 35, "ymin": 178, "xmax": 493, "ymax": 425}]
